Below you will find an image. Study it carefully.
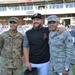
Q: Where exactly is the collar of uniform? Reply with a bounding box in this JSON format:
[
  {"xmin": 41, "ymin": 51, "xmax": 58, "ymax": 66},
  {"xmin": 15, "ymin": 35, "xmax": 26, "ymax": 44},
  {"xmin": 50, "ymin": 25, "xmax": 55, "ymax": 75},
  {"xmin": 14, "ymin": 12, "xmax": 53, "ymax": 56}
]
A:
[
  {"xmin": 50, "ymin": 31, "xmax": 59, "ymax": 38},
  {"xmin": 8, "ymin": 30, "xmax": 21, "ymax": 37}
]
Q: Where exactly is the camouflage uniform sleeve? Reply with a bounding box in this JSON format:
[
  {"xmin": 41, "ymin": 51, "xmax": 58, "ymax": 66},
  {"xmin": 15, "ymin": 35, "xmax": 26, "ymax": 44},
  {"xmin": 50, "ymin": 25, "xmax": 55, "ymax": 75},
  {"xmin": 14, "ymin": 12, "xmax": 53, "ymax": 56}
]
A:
[
  {"xmin": 0, "ymin": 34, "xmax": 4, "ymax": 55},
  {"xmin": 64, "ymin": 31, "xmax": 74, "ymax": 68},
  {"xmin": 21, "ymin": 36, "xmax": 23, "ymax": 56}
]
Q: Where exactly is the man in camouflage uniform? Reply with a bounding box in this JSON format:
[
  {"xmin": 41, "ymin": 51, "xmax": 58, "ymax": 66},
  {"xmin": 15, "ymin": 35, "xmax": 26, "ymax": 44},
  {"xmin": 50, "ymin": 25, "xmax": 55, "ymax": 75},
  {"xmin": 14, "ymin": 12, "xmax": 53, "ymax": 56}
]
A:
[
  {"xmin": 0, "ymin": 17, "xmax": 23, "ymax": 75},
  {"xmin": 47, "ymin": 15, "xmax": 74, "ymax": 75}
]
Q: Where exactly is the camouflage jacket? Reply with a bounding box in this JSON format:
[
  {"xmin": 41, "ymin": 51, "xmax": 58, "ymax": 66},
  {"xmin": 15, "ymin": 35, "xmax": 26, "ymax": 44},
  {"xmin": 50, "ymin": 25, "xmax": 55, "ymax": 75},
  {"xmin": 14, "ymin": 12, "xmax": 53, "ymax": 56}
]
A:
[
  {"xmin": 48, "ymin": 30, "xmax": 74, "ymax": 73},
  {"xmin": 0, "ymin": 30, "xmax": 23, "ymax": 68}
]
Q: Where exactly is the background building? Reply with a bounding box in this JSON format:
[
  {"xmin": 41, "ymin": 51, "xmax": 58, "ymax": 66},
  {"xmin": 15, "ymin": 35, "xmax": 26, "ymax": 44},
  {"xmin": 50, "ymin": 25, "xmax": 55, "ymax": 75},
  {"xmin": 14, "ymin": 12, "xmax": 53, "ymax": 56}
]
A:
[{"xmin": 0, "ymin": 0, "xmax": 75, "ymax": 34}]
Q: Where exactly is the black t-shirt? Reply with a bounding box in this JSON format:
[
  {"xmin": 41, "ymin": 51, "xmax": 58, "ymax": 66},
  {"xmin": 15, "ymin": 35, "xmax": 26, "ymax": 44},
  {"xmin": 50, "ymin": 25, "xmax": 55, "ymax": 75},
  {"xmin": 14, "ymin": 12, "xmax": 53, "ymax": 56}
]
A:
[{"xmin": 26, "ymin": 27, "xmax": 50, "ymax": 64}]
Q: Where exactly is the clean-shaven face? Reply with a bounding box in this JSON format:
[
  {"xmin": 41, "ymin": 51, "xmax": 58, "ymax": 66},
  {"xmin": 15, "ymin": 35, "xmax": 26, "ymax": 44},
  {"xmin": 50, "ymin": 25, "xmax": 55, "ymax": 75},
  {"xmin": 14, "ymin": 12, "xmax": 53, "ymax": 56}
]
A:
[
  {"xmin": 32, "ymin": 18, "xmax": 43, "ymax": 30},
  {"xmin": 10, "ymin": 21, "xmax": 18, "ymax": 30},
  {"xmin": 48, "ymin": 21, "xmax": 58, "ymax": 31}
]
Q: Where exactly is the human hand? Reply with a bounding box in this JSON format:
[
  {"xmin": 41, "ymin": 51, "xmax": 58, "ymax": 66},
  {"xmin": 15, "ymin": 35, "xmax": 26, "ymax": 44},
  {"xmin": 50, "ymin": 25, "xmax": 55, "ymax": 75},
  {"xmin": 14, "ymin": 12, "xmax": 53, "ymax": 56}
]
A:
[
  {"xmin": 25, "ymin": 62, "xmax": 32, "ymax": 71},
  {"xmin": 62, "ymin": 70, "xmax": 69, "ymax": 75},
  {"xmin": 57, "ymin": 27, "xmax": 66, "ymax": 34}
]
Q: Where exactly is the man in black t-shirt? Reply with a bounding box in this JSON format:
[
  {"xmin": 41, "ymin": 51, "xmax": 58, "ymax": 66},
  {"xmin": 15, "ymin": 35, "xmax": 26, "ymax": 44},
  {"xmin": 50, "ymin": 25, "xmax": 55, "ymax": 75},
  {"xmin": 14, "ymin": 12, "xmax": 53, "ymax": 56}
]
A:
[
  {"xmin": 23, "ymin": 13, "xmax": 50, "ymax": 75},
  {"xmin": 23, "ymin": 13, "xmax": 65, "ymax": 75}
]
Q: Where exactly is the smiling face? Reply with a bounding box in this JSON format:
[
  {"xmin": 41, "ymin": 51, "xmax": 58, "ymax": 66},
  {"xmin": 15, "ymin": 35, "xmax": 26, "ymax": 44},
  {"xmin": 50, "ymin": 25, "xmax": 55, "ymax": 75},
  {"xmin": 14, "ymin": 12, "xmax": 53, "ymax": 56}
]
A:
[
  {"xmin": 10, "ymin": 21, "xmax": 18, "ymax": 31},
  {"xmin": 48, "ymin": 21, "xmax": 59, "ymax": 31},
  {"xmin": 32, "ymin": 18, "xmax": 43, "ymax": 30}
]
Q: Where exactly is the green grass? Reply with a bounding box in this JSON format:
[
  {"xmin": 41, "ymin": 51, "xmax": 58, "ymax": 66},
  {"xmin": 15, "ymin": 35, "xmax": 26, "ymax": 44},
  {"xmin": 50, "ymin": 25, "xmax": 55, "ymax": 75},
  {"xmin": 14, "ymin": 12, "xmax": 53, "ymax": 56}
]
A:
[
  {"xmin": 72, "ymin": 65, "xmax": 75, "ymax": 75},
  {"xmin": 23, "ymin": 64, "xmax": 26, "ymax": 72}
]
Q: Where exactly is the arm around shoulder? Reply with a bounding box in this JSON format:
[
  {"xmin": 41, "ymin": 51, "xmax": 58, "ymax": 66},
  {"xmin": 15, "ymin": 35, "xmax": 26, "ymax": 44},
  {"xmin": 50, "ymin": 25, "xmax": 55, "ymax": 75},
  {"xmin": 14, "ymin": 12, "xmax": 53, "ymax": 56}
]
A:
[{"xmin": 57, "ymin": 26, "xmax": 66, "ymax": 34}]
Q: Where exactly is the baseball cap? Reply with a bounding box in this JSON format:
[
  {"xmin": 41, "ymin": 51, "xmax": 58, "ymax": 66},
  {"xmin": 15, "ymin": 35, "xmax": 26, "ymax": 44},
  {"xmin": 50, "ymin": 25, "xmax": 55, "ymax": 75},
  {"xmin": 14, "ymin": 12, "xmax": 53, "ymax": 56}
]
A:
[
  {"xmin": 24, "ymin": 67, "xmax": 38, "ymax": 75},
  {"xmin": 47, "ymin": 15, "xmax": 59, "ymax": 23},
  {"xmin": 31, "ymin": 13, "xmax": 43, "ymax": 19},
  {"xmin": 8, "ymin": 17, "xmax": 19, "ymax": 23}
]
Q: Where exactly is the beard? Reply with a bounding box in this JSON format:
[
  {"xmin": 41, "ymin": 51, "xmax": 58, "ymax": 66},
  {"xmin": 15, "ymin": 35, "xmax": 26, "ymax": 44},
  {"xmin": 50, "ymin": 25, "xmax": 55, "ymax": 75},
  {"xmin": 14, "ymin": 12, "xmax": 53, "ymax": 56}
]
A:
[{"xmin": 33, "ymin": 23, "xmax": 42, "ymax": 30}]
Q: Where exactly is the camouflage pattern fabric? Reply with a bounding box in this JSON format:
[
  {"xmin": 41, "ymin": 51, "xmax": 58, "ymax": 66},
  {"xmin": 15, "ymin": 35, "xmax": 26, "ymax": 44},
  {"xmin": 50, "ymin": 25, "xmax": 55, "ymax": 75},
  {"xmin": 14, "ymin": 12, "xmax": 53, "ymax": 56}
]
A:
[
  {"xmin": 0, "ymin": 30, "xmax": 24, "ymax": 75},
  {"xmin": 48, "ymin": 30, "xmax": 74, "ymax": 75},
  {"xmin": 2, "ymin": 66, "xmax": 24, "ymax": 75}
]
